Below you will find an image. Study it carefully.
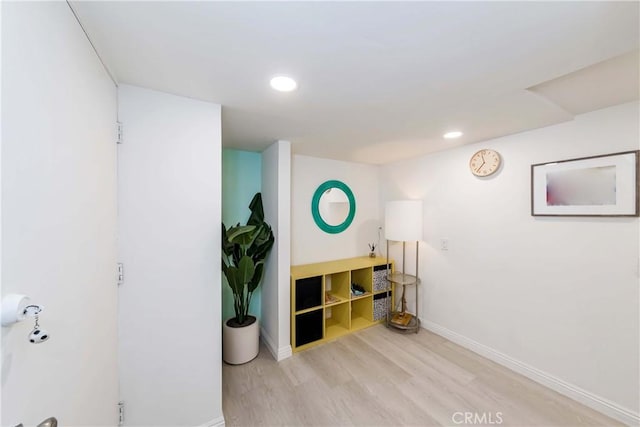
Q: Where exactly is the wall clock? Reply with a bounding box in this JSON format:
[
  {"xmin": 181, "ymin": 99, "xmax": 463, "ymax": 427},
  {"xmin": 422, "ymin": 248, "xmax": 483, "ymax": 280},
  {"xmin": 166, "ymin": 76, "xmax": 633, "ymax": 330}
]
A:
[{"xmin": 470, "ymin": 149, "xmax": 501, "ymax": 177}]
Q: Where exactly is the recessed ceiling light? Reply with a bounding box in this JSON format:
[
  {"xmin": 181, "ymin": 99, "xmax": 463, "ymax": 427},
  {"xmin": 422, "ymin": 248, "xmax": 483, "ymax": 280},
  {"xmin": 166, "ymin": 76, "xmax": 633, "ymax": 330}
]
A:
[
  {"xmin": 270, "ymin": 76, "xmax": 297, "ymax": 92},
  {"xmin": 443, "ymin": 131, "xmax": 463, "ymax": 139}
]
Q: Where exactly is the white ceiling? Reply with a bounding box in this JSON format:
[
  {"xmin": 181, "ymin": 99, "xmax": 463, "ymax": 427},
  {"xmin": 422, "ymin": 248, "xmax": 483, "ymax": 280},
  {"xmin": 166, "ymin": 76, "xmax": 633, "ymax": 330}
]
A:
[
  {"xmin": 71, "ymin": 1, "xmax": 639, "ymax": 165},
  {"xmin": 529, "ymin": 49, "xmax": 639, "ymax": 116}
]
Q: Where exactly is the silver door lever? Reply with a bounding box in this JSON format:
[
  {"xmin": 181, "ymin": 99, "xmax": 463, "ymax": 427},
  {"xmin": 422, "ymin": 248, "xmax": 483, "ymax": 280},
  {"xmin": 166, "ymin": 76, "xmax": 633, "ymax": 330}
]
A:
[{"xmin": 15, "ymin": 417, "xmax": 58, "ymax": 427}]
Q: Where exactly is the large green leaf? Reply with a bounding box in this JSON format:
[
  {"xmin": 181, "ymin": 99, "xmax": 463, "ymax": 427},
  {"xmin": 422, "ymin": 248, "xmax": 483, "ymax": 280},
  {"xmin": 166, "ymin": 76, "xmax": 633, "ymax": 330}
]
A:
[
  {"xmin": 227, "ymin": 225, "xmax": 256, "ymax": 245},
  {"xmin": 247, "ymin": 193, "xmax": 265, "ymax": 225},
  {"xmin": 223, "ymin": 266, "xmax": 243, "ymax": 296},
  {"xmin": 248, "ymin": 262, "xmax": 265, "ymax": 293},
  {"xmin": 237, "ymin": 255, "xmax": 255, "ymax": 286},
  {"xmin": 248, "ymin": 225, "xmax": 274, "ymax": 261},
  {"xmin": 221, "ymin": 223, "xmax": 235, "ymax": 258},
  {"xmin": 232, "ymin": 244, "xmax": 242, "ymax": 267}
]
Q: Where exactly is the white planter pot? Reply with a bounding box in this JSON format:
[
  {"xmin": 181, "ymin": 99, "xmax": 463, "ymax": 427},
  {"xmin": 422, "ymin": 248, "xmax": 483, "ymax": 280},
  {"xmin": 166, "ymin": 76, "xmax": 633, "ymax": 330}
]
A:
[{"xmin": 223, "ymin": 316, "xmax": 259, "ymax": 365}]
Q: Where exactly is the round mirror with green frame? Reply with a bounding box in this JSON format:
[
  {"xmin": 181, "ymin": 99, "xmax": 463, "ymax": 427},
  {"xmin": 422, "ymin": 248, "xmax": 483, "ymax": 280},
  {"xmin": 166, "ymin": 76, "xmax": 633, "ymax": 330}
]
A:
[{"xmin": 311, "ymin": 180, "xmax": 356, "ymax": 234}]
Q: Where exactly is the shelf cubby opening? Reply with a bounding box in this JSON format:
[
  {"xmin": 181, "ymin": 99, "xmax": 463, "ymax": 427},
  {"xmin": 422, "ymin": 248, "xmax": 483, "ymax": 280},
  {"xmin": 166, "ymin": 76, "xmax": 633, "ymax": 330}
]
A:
[
  {"xmin": 325, "ymin": 270, "xmax": 351, "ymax": 302},
  {"xmin": 325, "ymin": 303, "xmax": 350, "ymax": 341},
  {"xmin": 351, "ymin": 295, "xmax": 374, "ymax": 331},
  {"xmin": 351, "ymin": 267, "xmax": 373, "ymax": 295}
]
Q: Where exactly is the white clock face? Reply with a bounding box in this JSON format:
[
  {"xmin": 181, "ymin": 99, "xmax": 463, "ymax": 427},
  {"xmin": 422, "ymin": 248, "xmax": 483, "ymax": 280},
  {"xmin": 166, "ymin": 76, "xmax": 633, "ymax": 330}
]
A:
[{"xmin": 470, "ymin": 149, "xmax": 501, "ymax": 177}]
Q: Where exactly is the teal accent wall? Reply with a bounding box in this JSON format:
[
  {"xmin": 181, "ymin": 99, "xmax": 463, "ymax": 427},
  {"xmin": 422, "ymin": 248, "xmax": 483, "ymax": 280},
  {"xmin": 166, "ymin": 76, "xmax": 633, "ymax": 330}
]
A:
[{"xmin": 222, "ymin": 149, "xmax": 262, "ymax": 322}]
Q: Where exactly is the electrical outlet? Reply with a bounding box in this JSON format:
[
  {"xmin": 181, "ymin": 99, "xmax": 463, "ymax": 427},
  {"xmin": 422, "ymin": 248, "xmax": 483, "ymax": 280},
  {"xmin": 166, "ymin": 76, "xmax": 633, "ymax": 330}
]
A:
[{"xmin": 440, "ymin": 238, "xmax": 449, "ymax": 251}]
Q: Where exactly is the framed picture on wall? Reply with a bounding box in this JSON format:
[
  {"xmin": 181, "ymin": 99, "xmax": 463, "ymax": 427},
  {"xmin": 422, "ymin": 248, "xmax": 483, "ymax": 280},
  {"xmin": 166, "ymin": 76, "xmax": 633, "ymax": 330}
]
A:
[{"xmin": 531, "ymin": 150, "xmax": 639, "ymax": 217}]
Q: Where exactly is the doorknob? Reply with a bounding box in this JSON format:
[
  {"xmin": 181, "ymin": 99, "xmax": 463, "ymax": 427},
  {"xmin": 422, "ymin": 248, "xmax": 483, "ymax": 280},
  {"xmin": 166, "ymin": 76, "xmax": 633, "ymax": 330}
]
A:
[
  {"xmin": 14, "ymin": 418, "xmax": 57, "ymax": 427},
  {"xmin": 37, "ymin": 418, "xmax": 57, "ymax": 427}
]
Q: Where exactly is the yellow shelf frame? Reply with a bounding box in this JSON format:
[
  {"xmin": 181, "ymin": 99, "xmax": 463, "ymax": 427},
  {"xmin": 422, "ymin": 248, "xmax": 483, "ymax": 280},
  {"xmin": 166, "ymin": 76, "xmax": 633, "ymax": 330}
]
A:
[
  {"xmin": 324, "ymin": 296, "xmax": 349, "ymax": 308},
  {"xmin": 291, "ymin": 256, "xmax": 393, "ymax": 352}
]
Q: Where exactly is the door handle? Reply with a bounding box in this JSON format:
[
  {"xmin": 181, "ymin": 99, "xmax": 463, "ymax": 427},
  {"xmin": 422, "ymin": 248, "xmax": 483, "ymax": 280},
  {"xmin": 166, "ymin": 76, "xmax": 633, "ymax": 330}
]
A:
[{"xmin": 15, "ymin": 417, "xmax": 58, "ymax": 427}]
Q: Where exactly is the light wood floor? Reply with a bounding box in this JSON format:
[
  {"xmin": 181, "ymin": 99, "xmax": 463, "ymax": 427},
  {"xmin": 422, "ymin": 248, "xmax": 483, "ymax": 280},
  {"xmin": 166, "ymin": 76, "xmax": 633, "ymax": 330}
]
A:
[{"xmin": 222, "ymin": 325, "xmax": 620, "ymax": 427}]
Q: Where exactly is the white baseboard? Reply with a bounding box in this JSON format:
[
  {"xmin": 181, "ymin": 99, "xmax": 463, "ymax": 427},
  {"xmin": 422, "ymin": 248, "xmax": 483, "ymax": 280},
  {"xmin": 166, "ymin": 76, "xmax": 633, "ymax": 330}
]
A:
[
  {"xmin": 197, "ymin": 415, "xmax": 225, "ymax": 427},
  {"xmin": 260, "ymin": 326, "xmax": 292, "ymax": 361},
  {"xmin": 421, "ymin": 318, "xmax": 639, "ymax": 426},
  {"xmin": 277, "ymin": 344, "xmax": 293, "ymax": 361}
]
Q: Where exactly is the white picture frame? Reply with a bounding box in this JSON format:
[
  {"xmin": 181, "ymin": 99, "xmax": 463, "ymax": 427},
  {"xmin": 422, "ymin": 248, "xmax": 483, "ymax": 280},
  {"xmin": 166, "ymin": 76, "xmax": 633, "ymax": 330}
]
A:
[{"xmin": 531, "ymin": 151, "xmax": 639, "ymax": 217}]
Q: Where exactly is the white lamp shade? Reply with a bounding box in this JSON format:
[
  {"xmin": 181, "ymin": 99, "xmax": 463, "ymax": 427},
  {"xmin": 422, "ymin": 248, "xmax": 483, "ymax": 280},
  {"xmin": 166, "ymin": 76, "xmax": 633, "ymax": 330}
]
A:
[{"xmin": 385, "ymin": 200, "xmax": 423, "ymax": 242}]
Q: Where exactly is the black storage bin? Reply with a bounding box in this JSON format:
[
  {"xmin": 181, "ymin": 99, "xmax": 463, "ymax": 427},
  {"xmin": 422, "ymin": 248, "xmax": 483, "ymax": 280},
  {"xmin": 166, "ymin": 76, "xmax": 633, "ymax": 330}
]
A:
[
  {"xmin": 295, "ymin": 276, "xmax": 322, "ymax": 311},
  {"xmin": 295, "ymin": 309, "xmax": 323, "ymax": 346}
]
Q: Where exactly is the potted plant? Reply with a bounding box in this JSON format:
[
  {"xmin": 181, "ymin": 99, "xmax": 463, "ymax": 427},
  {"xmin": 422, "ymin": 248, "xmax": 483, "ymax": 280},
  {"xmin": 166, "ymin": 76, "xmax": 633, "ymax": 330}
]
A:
[{"xmin": 221, "ymin": 193, "xmax": 274, "ymax": 364}]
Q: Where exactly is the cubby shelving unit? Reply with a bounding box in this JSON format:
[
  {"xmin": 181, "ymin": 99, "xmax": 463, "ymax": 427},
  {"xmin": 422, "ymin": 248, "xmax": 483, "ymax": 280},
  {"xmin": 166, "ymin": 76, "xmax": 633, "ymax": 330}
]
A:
[{"xmin": 290, "ymin": 256, "xmax": 394, "ymax": 352}]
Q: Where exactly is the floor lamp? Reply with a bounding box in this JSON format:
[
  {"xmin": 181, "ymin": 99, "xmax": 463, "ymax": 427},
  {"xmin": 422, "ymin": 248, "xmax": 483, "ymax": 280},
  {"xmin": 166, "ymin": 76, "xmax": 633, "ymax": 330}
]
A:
[{"xmin": 385, "ymin": 200, "xmax": 422, "ymax": 329}]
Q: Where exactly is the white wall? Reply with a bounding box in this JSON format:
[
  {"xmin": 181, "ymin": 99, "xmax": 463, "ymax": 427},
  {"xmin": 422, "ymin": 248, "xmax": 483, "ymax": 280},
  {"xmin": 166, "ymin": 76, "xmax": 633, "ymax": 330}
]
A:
[
  {"xmin": 380, "ymin": 101, "xmax": 640, "ymax": 424},
  {"xmin": 0, "ymin": 0, "xmax": 3, "ymax": 415},
  {"xmin": 291, "ymin": 155, "xmax": 381, "ymax": 265},
  {"xmin": 117, "ymin": 85, "xmax": 222, "ymax": 426},
  {"xmin": 1, "ymin": 2, "xmax": 118, "ymax": 426},
  {"xmin": 261, "ymin": 141, "xmax": 292, "ymax": 360}
]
